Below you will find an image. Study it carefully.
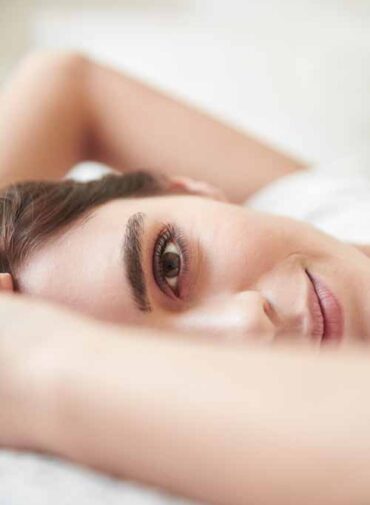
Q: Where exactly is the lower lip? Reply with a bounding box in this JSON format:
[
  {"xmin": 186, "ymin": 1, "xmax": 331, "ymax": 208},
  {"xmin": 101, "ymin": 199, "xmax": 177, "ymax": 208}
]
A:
[{"xmin": 307, "ymin": 271, "xmax": 344, "ymax": 344}]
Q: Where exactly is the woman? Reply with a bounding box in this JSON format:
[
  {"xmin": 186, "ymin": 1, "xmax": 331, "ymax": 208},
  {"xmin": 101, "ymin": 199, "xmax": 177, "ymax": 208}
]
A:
[{"xmin": 1, "ymin": 51, "xmax": 370, "ymax": 505}]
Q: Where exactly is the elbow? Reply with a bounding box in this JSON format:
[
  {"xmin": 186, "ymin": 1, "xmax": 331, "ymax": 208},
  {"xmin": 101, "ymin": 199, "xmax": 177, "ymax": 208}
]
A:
[
  {"xmin": 8, "ymin": 50, "xmax": 93, "ymax": 162},
  {"xmin": 13, "ymin": 49, "xmax": 90, "ymax": 79}
]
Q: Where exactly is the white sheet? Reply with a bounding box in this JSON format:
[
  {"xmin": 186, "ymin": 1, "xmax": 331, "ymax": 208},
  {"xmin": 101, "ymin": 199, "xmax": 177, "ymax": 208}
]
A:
[{"xmin": 0, "ymin": 450, "xmax": 201, "ymax": 505}]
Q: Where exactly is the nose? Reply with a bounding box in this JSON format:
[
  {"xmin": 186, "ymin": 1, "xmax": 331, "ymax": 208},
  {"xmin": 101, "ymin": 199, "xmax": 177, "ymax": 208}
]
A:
[{"xmin": 175, "ymin": 291, "xmax": 276, "ymax": 343}]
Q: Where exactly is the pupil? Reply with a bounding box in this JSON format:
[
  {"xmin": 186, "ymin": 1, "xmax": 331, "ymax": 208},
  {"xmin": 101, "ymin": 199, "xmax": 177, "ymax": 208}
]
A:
[{"xmin": 162, "ymin": 252, "xmax": 180, "ymax": 278}]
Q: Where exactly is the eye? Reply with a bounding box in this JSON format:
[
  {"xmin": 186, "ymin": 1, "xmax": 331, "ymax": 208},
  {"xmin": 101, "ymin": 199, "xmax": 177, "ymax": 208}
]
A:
[
  {"xmin": 160, "ymin": 242, "xmax": 181, "ymax": 290},
  {"xmin": 153, "ymin": 225, "xmax": 187, "ymax": 298}
]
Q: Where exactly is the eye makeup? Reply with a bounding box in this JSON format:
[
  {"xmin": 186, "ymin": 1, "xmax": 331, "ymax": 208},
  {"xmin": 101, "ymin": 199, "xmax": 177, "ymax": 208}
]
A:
[{"xmin": 152, "ymin": 223, "xmax": 190, "ymax": 300}]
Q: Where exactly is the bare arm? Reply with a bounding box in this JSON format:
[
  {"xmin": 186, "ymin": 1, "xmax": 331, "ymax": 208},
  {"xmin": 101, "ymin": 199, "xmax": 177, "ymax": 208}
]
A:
[
  {"xmin": 0, "ymin": 52, "xmax": 89, "ymax": 186},
  {"xmin": 1, "ymin": 294, "xmax": 370, "ymax": 505},
  {"xmin": 0, "ymin": 51, "xmax": 305, "ymax": 202}
]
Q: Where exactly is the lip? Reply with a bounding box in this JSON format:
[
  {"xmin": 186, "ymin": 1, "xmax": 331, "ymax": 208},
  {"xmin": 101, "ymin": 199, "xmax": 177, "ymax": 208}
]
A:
[{"xmin": 306, "ymin": 270, "xmax": 344, "ymax": 344}]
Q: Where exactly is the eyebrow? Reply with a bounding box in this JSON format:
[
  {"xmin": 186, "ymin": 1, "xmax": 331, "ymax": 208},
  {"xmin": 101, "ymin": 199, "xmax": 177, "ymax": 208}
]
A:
[{"xmin": 122, "ymin": 212, "xmax": 152, "ymax": 312}]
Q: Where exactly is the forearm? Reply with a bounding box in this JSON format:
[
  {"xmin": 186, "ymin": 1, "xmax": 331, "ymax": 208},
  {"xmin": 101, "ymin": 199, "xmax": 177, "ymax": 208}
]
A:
[
  {"xmin": 0, "ymin": 50, "xmax": 304, "ymax": 200},
  {"xmin": 23, "ymin": 323, "xmax": 370, "ymax": 505},
  {"xmin": 0, "ymin": 51, "xmax": 89, "ymax": 187},
  {"xmin": 85, "ymin": 58, "xmax": 304, "ymax": 203}
]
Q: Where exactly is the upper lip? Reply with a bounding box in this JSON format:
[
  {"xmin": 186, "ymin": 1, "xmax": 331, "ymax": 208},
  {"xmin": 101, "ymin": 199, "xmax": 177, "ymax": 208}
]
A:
[{"xmin": 305, "ymin": 269, "xmax": 344, "ymax": 344}]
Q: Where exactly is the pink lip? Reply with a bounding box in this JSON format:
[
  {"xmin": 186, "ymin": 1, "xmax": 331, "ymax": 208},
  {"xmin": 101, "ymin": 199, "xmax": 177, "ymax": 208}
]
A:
[{"xmin": 306, "ymin": 270, "xmax": 344, "ymax": 344}]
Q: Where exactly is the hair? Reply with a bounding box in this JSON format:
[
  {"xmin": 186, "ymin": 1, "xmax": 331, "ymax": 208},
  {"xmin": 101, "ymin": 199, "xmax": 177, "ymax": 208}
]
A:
[{"xmin": 0, "ymin": 171, "xmax": 169, "ymax": 290}]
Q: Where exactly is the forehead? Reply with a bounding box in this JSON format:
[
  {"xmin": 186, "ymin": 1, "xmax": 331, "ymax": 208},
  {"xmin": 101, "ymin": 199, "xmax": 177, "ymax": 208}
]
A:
[
  {"xmin": 18, "ymin": 200, "xmax": 131, "ymax": 320},
  {"xmin": 18, "ymin": 195, "xmax": 218, "ymax": 322}
]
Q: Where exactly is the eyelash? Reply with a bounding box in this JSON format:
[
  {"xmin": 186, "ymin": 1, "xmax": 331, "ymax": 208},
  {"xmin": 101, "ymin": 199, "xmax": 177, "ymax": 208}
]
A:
[{"xmin": 152, "ymin": 224, "xmax": 189, "ymax": 299}]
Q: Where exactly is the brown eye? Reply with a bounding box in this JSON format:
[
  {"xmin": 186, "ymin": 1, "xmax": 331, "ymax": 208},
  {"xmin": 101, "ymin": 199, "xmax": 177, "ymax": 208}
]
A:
[
  {"xmin": 161, "ymin": 242, "xmax": 181, "ymax": 290},
  {"xmin": 153, "ymin": 224, "xmax": 189, "ymax": 300}
]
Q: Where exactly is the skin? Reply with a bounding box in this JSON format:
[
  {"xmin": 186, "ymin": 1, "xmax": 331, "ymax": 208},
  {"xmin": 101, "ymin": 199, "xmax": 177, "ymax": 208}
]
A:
[
  {"xmin": 16, "ymin": 191, "xmax": 370, "ymax": 346},
  {"xmin": 2, "ymin": 51, "xmax": 370, "ymax": 505},
  {"xmin": 1, "ymin": 51, "xmax": 368, "ymax": 347}
]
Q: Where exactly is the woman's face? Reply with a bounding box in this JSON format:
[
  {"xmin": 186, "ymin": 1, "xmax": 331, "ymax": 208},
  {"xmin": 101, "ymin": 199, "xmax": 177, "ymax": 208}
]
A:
[{"xmin": 18, "ymin": 194, "xmax": 370, "ymax": 347}]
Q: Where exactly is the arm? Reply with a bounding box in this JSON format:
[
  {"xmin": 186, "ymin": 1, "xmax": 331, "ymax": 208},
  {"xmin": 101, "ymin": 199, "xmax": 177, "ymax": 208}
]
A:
[
  {"xmin": 0, "ymin": 51, "xmax": 305, "ymax": 202},
  {"xmin": 2, "ymin": 294, "xmax": 370, "ymax": 505},
  {"xmin": 0, "ymin": 52, "xmax": 89, "ymax": 187}
]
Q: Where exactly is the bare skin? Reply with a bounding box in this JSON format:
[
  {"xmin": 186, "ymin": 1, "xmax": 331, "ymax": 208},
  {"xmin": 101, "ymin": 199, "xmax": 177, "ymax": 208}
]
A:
[
  {"xmin": 2, "ymin": 51, "xmax": 370, "ymax": 345},
  {"xmin": 0, "ymin": 51, "xmax": 303, "ymax": 199},
  {"xmin": 1, "ymin": 51, "xmax": 370, "ymax": 505}
]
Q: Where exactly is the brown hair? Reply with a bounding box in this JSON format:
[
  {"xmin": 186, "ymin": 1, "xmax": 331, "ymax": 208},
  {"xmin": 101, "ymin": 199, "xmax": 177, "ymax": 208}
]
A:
[{"xmin": 0, "ymin": 171, "xmax": 168, "ymax": 290}]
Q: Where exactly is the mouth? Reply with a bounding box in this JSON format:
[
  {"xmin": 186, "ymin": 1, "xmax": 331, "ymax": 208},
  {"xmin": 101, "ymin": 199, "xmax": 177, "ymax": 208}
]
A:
[{"xmin": 306, "ymin": 270, "xmax": 344, "ymax": 344}]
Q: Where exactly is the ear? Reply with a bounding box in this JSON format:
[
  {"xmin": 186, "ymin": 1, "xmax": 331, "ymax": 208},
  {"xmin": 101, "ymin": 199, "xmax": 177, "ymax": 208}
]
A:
[
  {"xmin": 0, "ymin": 273, "xmax": 14, "ymax": 292},
  {"xmin": 167, "ymin": 176, "xmax": 228, "ymax": 202},
  {"xmin": 351, "ymin": 244, "xmax": 370, "ymax": 258}
]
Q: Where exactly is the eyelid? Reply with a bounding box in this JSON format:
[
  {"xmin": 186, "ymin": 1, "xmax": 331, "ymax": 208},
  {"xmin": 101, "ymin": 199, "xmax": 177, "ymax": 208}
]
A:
[
  {"xmin": 153, "ymin": 224, "xmax": 187, "ymax": 298},
  {"xmin": 150, "ymin": 222, "xmax": 196, "ymax": 305}
]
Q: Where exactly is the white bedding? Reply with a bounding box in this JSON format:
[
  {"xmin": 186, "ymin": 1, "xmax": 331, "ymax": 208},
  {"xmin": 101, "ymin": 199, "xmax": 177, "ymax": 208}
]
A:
[{"xmin": 0, "ymin": 450, "xmax": 201, "ymax": 505}]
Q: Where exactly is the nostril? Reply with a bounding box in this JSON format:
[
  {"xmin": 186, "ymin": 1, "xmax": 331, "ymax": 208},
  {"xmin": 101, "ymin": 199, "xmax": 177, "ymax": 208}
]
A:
[
  {"xmin": 263, "ymin": 298, "xmax": 277, "ymax": 324},
  {"xmin": 263, "ymin": 298, "xmax": 272, "ymax": 317}
]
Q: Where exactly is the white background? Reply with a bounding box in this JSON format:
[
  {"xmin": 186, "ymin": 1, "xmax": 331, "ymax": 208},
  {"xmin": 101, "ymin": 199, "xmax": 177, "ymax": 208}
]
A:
[{"xmin": 0, "ymin": 0, "xmax": 369, "ymax": 172}]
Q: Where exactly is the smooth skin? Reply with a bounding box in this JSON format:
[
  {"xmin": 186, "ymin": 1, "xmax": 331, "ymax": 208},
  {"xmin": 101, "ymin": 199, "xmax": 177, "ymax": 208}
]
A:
[
  {"xmin": 3, "ymin": 52, "xmax": 370, "ymax": 345},
  {"xmin": 1, "ymin": 51, "xmax": 370, "ymax": 505},
  {"xmin": 0, "ymin": 51, "xmax": 302, "ymax": 199}
]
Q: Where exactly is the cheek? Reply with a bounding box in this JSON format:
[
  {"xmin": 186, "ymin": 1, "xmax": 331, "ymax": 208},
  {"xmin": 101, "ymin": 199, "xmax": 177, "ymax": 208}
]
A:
[{"xmin": 192, "ymin": 213, "xmax": 303, "ymax": 296}]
